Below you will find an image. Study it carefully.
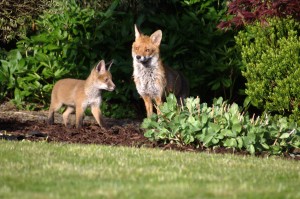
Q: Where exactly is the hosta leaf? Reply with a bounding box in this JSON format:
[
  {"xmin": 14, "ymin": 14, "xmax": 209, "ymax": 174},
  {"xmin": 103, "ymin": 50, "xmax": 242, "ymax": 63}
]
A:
[
  {"xmin": 203, "ymin": 134, "xmax": 214, "ymax": 146},
  {"xmin": 208, "ymin": 122, "xmax": 221, "ymax": 134},
  {"xmin": 224, "ymin": 138, "xmax": 237, "ymax": 148},
  {"xmin": 237, "ymin": 137, "xmax": 243, "ymax": 149},
  {"xmin": 261, "ymin": 142, "xmax": 270, "ymax": 149},
  {"xmin": 212, "ymin": 138, "xmax": 219, "ymax": 144},
  {"xmin": 201, "ymin": 114, "xmax": 208, "ymax": 125},
  {"xmin": 279, "ymin": 133, "xmax": 290, "ymax": 139},
  {"xmin": 232, "ymin": 123, "xmax": 242, "ymax": 134},
  {"xmin": 221, "ymin": 129, "xmax": 232, "ymax": 137},
  {"xmin": 248, "ymin": 145, "xmax": 255, "ymax": 155}
]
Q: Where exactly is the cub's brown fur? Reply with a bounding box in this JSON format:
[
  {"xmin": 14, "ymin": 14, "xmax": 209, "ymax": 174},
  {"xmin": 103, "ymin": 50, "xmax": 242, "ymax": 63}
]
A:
[{"xmin": 48, "ymin": 60, "xmax": 115, "ymax": 128}]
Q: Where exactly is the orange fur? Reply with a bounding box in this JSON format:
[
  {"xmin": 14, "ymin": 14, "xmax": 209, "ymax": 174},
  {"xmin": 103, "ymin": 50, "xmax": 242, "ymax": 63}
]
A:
[
  {"xmin": 48, "ymin": 60, "xmax": 115, "ymax": 128},
  {"xmin": 132, "ymin": 25, "xmax": 189, "ymax": 117}
]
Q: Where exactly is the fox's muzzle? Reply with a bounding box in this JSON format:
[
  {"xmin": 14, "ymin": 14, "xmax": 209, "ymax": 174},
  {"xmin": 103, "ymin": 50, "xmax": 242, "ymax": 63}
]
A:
[{"xmin": 136, "ymin": 55, "xmax": 151, "ymax": 66}]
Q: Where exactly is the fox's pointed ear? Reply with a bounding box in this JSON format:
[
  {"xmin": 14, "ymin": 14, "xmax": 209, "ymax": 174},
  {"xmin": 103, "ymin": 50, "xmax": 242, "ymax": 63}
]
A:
[
  {"xmin": 134, "ymin": 24, "xmax": 141, "ymax": 39},
  {"xmin": 107, "ymin": 59, "xmax": 113, "ymax": 71},
  {"xmin": 150, "ymin": 30, "xmax": 162, "ymax": 46},
  {"xmin": 95, "ymin": 60, "xmax": 106, "ymax": 74}
]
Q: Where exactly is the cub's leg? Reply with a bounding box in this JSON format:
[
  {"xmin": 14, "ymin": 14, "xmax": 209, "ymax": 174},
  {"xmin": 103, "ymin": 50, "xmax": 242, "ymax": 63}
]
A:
[
  {"xmin": 62, "ymin": 106, "xmax": 74, "ymax": 127},
  {"xmin": 91, "ymin": 105, "xmax": 105, "ymax": 128},
  {"xmin": 48, "ymin": 102, "xmax": 63, "ymax": 125},
  {"xmin": 75, "ymin": 106, "xmax": 85, "ymax": 128}
]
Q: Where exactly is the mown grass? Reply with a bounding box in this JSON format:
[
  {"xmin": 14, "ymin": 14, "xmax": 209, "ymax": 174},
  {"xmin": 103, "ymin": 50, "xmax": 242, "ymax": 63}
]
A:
[{"xmin": 0, "ymin": 141, "xmax": 299, "ymax": 199}]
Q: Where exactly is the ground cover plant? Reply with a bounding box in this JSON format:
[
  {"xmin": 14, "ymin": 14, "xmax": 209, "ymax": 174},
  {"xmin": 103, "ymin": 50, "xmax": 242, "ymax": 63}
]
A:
[
  {"xmin": 142, "ymin": 94, "xmax": 300, "ymax": 155},
  {"xmin": 0, "ymin": 141, "xmax": 299, "ymax": 199}
]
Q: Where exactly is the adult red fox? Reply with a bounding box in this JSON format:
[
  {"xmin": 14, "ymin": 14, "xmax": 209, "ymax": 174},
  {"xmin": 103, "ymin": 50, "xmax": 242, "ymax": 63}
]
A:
[
  {"xmin": 48, "ymin": 60, "xmax": 115, "ymax": 128},
  {"xmin": 132, "ymin": 24, "xmax": 189, "ymax": 117}
]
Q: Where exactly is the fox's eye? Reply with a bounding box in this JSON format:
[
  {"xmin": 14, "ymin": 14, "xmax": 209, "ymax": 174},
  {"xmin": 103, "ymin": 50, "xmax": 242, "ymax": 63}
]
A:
[
  {"xmin": 145, "ymin": 48, "xmax": 150, "ymax": 52},
  {"xmin": 135, "ymin": 46, "xmax": 139, "ymax": 50},
  {"xmin": 105, "ymin": 78, "xmax": 108, "ymax": 82}
]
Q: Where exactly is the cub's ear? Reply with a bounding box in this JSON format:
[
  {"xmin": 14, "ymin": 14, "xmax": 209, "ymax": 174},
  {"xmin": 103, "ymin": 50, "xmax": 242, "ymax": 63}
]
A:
[
  {"xmin": 106, "ymin": 59, "xmax": 114, "ymax": 71},
  {"xmin": 150, "ymin": 30, "xmax": 162, "ymax": 46},
  {"xmin": 95, "ymin": 60, "xmax": 106, "ymax": 74},
  {"xmin": 134, "ymin": 24, "xmax": 141, "ymax": 39}
]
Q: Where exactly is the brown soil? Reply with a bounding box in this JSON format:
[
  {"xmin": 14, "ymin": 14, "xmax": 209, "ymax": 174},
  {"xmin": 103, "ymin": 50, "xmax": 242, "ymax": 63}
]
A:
[{"xmin": 0, "ymin": 103, "xmax": 299, "ymax": 160}]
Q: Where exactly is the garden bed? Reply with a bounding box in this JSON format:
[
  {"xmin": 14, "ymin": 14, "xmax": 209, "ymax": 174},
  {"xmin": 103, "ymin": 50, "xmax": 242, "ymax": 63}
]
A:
[{"xmin": 0, "ymin": 106, "xmax": 299, "ymax": 160}]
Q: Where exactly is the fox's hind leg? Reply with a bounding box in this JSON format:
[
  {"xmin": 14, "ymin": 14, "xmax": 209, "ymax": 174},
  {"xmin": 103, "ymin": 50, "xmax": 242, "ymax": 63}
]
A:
[
  {"xmin": 62, "ymin": 106, "xmax": 74, "ymax": 127},
  {"xmin": 48, "ymin": 102, "xmax": 63, "ymax": 125}
]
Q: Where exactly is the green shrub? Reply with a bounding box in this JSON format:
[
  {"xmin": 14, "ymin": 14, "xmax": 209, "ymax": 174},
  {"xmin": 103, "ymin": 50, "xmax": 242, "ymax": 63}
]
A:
[
  {"xmin": 137, "ymin": 0, "xmax": 242, "ymax": 102},
  {"xmin": 0, "ymin": 1, "xmax": 135, "ymax": 114},
  {"xmin": 235, "ymin": 17, "xmax": 300, "ymax": 120},
  {"xmin": 0, "ymin": 0, "xmax": 53, "ymax": 44},
  {"xmin": 0, "ymin": 0, "xmax": 242, "ymax": 118},
  {"xmin": 142, "ymin": 94, "xmax": 300, "ymax": 155}
]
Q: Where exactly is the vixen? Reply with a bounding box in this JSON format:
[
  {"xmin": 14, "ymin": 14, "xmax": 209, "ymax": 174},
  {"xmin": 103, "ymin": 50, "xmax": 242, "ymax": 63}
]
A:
[
  {"xmin": 48, "ymin": 60, "xmax": 115, "ymax": 128},
  {"xmin": 132, "ymin": 24, "xmax": 189, "ymax": 117}
]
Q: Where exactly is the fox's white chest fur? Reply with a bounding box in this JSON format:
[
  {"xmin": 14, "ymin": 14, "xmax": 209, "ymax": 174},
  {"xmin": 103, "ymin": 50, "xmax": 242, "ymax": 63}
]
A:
[
  {"xmin": 133, "ymin": 61, "xmax": 166, "ymax": 98},
  {"xmin": 82, "ymin": 85, "xmax": 102, "ymax": 108}
]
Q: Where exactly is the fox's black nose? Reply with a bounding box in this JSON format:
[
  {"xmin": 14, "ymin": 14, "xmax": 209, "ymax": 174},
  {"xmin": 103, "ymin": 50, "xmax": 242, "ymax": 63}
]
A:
[{"xmin": 136, "ymin": 55, "xmax": 141, "ymax": 60}]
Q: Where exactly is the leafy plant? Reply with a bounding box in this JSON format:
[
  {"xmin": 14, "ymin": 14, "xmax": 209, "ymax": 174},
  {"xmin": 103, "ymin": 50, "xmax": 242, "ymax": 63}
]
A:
[
  {"xmin": 235, "ymin": 17, "xmax": 300, "ymax": 120},
  {"xmin": 0, "ymin": 1, "xmax": 125, "ymax": 110},
  {"xmin": 142, "ymin": 94, "xmax": 300, "ymax": 155},
  {"xmin": 0, "ymin": 0, "xmax": 244, "ymax": 117},
  {"xmin": 137, "ymin": 0, "xmax": 243, "ymax": 102},
  {"xmin": 218, "ymin": 0, "xmax": 300, "ymax": 30},
  {"xmin": 0, "ymin": 0, "xmax": 53, "ymax": 44}
]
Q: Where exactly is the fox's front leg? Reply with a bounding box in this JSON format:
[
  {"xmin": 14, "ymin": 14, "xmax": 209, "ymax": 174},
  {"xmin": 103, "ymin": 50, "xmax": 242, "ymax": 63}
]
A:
[
  {"xmin": 91, "ymin": 105, "xmax": 105, "ymax": 128},
  {"xmin": 142, "ymin": 95, "xmax": 153, "ymax": 118},
  {"xmin": 75, "ymin": 106, "xmax": 85, "ymax": 128},
  {"xmin": 154, "ymin": 97, "xmax": 163, "ymax": 115}
]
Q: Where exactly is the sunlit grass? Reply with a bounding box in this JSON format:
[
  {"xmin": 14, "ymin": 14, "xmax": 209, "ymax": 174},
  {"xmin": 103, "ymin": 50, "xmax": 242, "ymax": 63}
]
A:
[{"xmin": 0, "ymin": 141, "xmax": 299, "ymax": 199}]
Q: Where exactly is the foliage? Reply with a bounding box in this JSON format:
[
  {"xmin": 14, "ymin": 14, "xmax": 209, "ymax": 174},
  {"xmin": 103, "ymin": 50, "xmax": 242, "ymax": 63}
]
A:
[
  {"xmin": 142, "ymin": 94, "xmax": 300, "ymax": 155},
  {"xmin": 1, "ymin": 1, "xmax": 98, "ymax": 108},
  {"xmin": 138, "ymin": 0, "xmax": 243, "ymax": 102},
  {"xmin": 218, "ymin": 0, "xmax": 300, "ymax": 30},
  {"xmin": 75, "ymin": 0, "xmax": 113, "ymax": 10},
  {"xmin": 235, "ymin": 17, "xmax": 300, "ymax": 120},
  {"xmin": 0, "ymin": 1, "xmax": 136, "ymax": 117},
  {"xmin": 0, "ymin": 0, "xmax": 52, "ymax": 44},
  {"xmin": 0, "ymin": 0, "xmax": 243, "ymax": 117}
]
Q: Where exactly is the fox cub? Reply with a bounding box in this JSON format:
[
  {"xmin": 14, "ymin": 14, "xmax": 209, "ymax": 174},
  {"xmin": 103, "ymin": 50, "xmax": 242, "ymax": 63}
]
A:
[
  {"xmin": 48, "ymin": 60, "xmax": 115, "ymax": 128},
  {"xmin": 132, "ymin": 24, "xmax": 189, "ymax": 117}
]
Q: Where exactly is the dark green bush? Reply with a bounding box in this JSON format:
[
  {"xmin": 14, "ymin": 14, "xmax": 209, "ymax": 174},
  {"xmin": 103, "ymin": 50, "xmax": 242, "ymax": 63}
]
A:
[
  {"xmin": 0, "ymin": 0, "xmax": 53, "ymax": 44},
  {"xmin": 0, "ymin": 0, "xmax": 242, "ymax": 118},
  {"xmin": 235, "ymin": 17, "xmax": 300, "ymax": 120},
  {"xmin": 136, "ymin": 0, "xmax": 243, "ymax": 102}
]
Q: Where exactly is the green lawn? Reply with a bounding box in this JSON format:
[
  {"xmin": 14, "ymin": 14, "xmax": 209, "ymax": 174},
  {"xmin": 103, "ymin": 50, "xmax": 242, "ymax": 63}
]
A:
[{"xmin": 0, "ymin": 141, "xmax": 299, "ymax": 199}]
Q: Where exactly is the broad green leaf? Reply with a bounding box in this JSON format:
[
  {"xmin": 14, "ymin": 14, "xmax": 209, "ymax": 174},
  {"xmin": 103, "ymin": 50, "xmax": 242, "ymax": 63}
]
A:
[
  {"xmin": 201, "ymin": 114, "xmax": 208, "ymax": 125},
  {"xmin": 232, "ymin": 123, "xmax": 242, "ymax": 134},
  {"xmin": 248, "ymin": 145, "xmax": 255, "ymax": 155},
  {"xmin": 279, "ymin": 133, "xmax": 290, "ymax": 139},
  {"xmin": 208, "ymin": 122, "xmax": 221, "ymax": 134},
  {"xmin": 224, "ymin": 138, "xmax": 237, "ymax": 148},
  {"xmin": 237, "ymin": 137, "xmax": 243, "ymax": 149},
  {"xmin": 261, "ymin": 142, "xmax": 270, "ymax": 149}
]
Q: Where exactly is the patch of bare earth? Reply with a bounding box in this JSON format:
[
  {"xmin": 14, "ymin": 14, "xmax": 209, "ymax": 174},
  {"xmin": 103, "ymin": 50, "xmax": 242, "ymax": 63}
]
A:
[{"xmin": 0, "ymin": 102, "xmax": 299, "ymax": 160}]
